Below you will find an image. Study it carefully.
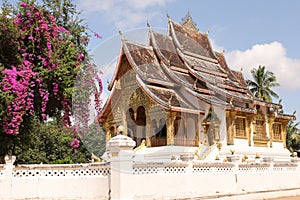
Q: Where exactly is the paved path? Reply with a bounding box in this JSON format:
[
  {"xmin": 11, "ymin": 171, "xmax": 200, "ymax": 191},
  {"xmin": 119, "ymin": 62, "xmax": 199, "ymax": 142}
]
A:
[{"xmin": 268, "ymin": 196, "xmax": 300, "ymax": 200}]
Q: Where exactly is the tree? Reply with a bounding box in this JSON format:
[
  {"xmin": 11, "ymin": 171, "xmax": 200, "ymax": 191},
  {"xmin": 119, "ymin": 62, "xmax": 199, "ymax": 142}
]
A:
[
  {"xmin": 2, "ymin": 118, "xmax": 91, "ymax": 164},
  {"xmin": 0, "ymin": 0, "xmax": 102, "ymax": 160},
  {"xmin": 246, "ymin": 65, "xmax": 280, "ymax": 102},
  {"xmin": 286, "ymin": 120, "xmax": 300, "ymax": 153}
]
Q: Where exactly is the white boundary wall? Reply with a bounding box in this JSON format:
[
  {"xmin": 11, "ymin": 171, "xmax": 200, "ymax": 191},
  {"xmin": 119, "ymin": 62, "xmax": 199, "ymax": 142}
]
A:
[
  {"xmin": 0, "ymin": 135, "xmax": 300, "ymax": 200},
  {"xmin": 0, "ymin": 159, "xmax": 110, "ymax": 200}
]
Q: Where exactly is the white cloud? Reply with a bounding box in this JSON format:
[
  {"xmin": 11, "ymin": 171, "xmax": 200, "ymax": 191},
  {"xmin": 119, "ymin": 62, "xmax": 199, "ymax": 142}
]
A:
[
  {"xmin": 210, "ymin": 38, "xmax": 225, "ymax": 53},
  {"xmin": 77, "ymin": 0, "xmax": 173, "ymax": 30},
  {"xmin": 124, "ymin": 0, "xmax": 172, "ymax": 9},
  {"xmin": 225, "ymin": 41, "xmax": 300, "ymax": 90}
]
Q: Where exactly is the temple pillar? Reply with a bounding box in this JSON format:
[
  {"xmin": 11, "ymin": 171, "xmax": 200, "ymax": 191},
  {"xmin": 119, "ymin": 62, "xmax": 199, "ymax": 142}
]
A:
[
  {"xmin": 202, "ymin": 123, "xmax": 208, "ymax": 145},
  {"xmin": 195, "ymin": 115, "xmax": 200, "ymax": 145},
  {"xmin": 226, "ymin": 111, "xmax": 236, "ymax": 145},
  {"xmin": 145, "ymin": 109, "xmax": 152, "ymax": 147},
  {"xmin": 282, "ymin": 121, "xmax": 288, "ymax": 148},
  {"xmin": 246, "ymin": 114, "xmax": 255, "ymax": 146},
  {"xmin": 104, "ymin": 122, "xmax": 111, "ymax": 150},
  {"xmin": 121, "ymin": 109, "xmax": 128, "ymax": 136},
  {"xmin": 166, "ymin": 111, "xmax": 176, "ymax": 145},
  {"xmin": 268, "ymin": 116, "xmax": 275, "ymax": 148}
]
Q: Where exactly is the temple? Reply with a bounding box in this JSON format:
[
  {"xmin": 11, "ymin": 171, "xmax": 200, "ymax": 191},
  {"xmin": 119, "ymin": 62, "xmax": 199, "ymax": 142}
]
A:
[{"xmin": 99, "ymin": 13, "xmax": 296, "ymax": 161}]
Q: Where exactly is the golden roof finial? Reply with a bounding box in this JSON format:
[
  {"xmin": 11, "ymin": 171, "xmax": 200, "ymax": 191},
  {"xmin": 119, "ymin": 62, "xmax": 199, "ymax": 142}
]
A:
[
  {"xmin": 193, "ymin": 79, "xmax": 197, "ymax": 89},
  {"xmin": 119, "ymin": 30, "xmax": 125, "ymax": 41},
  {"xmin": 167, "ymin": 13, "xmax": 171, "ymax": 22},
  {"xmin": 278, "ymin": 98, "xmax": 282, "ymax": 105},
  {"xmin": 221, "ymin": 49, "xmax": 225, "ymax": 55},
  {"xmin": 229, "ymin": 97, "xmax": 233, "ymax": 106},
  {"xmin": 147, "ymin": 21, "xmax": 153, "ymax": 32},
  {"xmin": 240, "ymin": 67, "xmax": 243, "ymax": 72},
  {"xmin": 205, "ymin": 29, "xmax": 210, "ymax": 36},
  {"xmin": 168, "ymin": 94, "xmax": 173, "ymax": 105}
]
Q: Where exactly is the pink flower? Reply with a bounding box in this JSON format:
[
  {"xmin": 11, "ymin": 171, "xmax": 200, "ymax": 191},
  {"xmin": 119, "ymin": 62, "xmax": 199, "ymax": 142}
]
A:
[
  {"xmin": 94, "ymin": 32, "xmax": 102, "ymax": 39},
  {"xmin": 28, "ymin": 35, "xmax": 34, "ymax": 40},
  {"xmin": 77, "ymin": 53, "xmax": 84, "ymax": 61},
  {"xmin": 20, "ymin": 2, "xmax": 27, "ymax": 7}
]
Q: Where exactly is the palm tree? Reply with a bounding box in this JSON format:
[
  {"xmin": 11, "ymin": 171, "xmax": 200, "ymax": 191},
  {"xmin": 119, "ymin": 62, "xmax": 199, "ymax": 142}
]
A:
[
  {"xmin": 286, "ymin": 121, "xmax": 300, "ymax": 153},
  {"xmin": 246, "ymin": 65, "xmax": 280, "ymax": 102}
]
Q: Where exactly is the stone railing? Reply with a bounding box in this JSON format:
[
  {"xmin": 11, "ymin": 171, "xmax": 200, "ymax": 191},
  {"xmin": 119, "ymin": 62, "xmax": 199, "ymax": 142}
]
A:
[
  {"xmin": 133, "ymin": 162, "xmax": 188, "ymax": 175},
  {"xmin": 193, "ymin": 162, "xmax": 235, "ymax": 173},
  {"xmin": 132, "ymin": 160, "xmax": 300, "ymax": 175},
  {"xmin": 12, "ymin": 162, "xmax": 110, "ymax": 178}
]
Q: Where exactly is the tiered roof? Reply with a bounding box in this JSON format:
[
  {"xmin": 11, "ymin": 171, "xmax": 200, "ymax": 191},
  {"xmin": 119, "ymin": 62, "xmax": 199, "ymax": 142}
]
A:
[{"xmin": 100, "ymin": 14, "xmax": 295, "ymax": 121}]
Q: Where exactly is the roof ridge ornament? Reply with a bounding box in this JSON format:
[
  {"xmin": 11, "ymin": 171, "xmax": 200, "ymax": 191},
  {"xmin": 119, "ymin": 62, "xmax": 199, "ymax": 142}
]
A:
[
  {"xmin": 205, "ymin": 29, "xmax": 210, "ymax": 36},
  {"xmin": 146, "ymin": 21, "xmax": 153, "ymax": 33},
  {"xmin": 181, "ymin": 9, "xmax": 197, "ymax": 28},
  {"xmin": 119, "ymin": 30, "xmax": 125, "ymax": 41},
  {"xmin": 167, "ymin": 13, "xmax": 171, "ymax": 21}
]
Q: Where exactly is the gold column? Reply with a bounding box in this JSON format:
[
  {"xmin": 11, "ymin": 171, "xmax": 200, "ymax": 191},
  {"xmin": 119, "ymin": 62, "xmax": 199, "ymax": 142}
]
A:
[
  {"xmin": 268, "ymin": 117, "xmax": 275, "ymax": 148},
  {"xmin": 282, "ymin": 121, "xmax": 288, "ymax": 148},
  {"xmin": 195, "ymin": 115, "xmax": 200, "ymax": 146},
  {"xmin": 226, "ymin": 111, "xmax": 236, "ymax": 145},
  {"xmin": 166, "ymin": 111, "xmax": 176, "ymax": 145},
  {"xmin": 246, "ymin": 114, "xmax": 254, "ymax": 146},
  {"xmin": 104, "ymin": 122, "xmax": 111, "ymax": 150},
  {"xmin": 121, "ymin": 109, "xmax": 128, "ymax": 136},
  {"xmin": 145, "ymin": 109, "xmax": 152, "ymax": 147}
]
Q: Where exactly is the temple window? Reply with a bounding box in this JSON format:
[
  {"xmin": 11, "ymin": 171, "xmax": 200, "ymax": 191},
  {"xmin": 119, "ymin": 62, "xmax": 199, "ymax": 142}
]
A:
[
  {"xmin": 174, "ymin": 116, "xmax": 186, "ymax": 146},
  {"xmin": 151, "ymin": 118, "xmax": 166, "ymax": 147},
  {"xmin": 136, "ymin": 106, "xmax": 146, "ymax": 126},
  {"xmin": 273, "ymin": 123, "xmax": 282, "ymax": 140},
  {"xmin": 186, "ymin": 117, "xmax": 196, "ymax": 146},
  {"xmin": 126, "ymin": 108, "xmax": 136, "ymax": 139},
  {"xmin": 235, "ymin": 117, "xmax": 246, "ymax": 138}
]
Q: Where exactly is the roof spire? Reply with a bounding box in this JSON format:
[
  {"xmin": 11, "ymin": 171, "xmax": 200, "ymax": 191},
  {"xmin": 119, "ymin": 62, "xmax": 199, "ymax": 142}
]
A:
[
  {"xmin": 205, "ymin": 29, "xmax": 210, "ymax": 36},
  {"xmin": 181, "ymin": 10, "xmax": 198, "ymax": 33},
  {"xmin": 166, "ymin": 13, "xmax": 171, "ymax": 22},
  {"xmin": 147, "ymin": 21, "xmax": 153, "ymax": 32},
  {"xmin": 119, "ymin": 30, "xmax": 125, "ymax": 41}
]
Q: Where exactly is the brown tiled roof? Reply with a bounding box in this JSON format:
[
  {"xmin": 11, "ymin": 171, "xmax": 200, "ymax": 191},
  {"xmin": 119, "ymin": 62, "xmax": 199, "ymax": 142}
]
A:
[{"xmin": 101, "ymin": 15, "xmax": 294, "ymax": 119}]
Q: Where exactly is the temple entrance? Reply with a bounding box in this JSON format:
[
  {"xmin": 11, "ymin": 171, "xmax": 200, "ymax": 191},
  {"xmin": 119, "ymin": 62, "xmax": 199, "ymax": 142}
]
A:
[
  {"xmin": 126, "ymin": 106, "xmax": 147, "ymax": 147},
  {"xmin": 151, "ymin": 118, "xmax": 167, "ymax": 147},
  {"xmin": 202, "ymin": 107, "xmax": 221, "ymax": 146}
]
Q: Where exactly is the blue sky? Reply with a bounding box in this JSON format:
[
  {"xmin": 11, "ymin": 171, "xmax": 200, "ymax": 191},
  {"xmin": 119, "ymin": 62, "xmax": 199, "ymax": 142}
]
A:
[
  {"xmin": 75, "ymin": 0, "xmax": 300, "ymax": 121},
  {"xmin": 5, "ymin": 0, "xmax": 300, "ymax": 121}
]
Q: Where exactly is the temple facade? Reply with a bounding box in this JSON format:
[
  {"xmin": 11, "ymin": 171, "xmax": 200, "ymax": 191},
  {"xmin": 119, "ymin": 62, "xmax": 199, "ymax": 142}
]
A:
[{"xmin": 99, "ymin": 13, "xmax": 295, "ymax": 160}]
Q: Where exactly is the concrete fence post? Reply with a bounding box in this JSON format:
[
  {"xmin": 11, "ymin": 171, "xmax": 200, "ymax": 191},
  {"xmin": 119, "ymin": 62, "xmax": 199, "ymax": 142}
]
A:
[
  {"xmin": 2, "ymin": 155, "xmax": 16, "ymax": 200},
  {"xmin": 107, "ymin": 134, "xmax": 136, "ymax": 200}
]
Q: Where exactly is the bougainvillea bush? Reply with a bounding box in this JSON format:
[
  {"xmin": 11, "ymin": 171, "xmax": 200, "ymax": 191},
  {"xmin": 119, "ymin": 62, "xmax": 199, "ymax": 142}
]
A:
[{"xmin": 0, "ymin": 0, "xmax": 102, "ymax": 160}]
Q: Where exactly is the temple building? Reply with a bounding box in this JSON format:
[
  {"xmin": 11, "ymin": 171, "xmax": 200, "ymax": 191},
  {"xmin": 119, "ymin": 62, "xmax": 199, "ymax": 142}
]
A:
[{"xmin": 99, "ymin": 13, "xmax": 296, "ymax": 161}]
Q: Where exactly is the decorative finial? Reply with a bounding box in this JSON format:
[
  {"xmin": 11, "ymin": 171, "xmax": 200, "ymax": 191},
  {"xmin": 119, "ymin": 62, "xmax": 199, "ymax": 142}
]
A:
[
  {"xmin": 205, "ymin": 29, "xmax": 210, "ymax": 36},
  {"xmin": 240, "ymin": 67, "xmax": 243, "ymax": 72},
  {"xmin": 293, "ymin": 110, "xmax": 296, "ymax": 116},
  {"xmin": 147, "ymin": 21, "xmax": 153, "ymax": 32},
  {"xmin": 278, "ymin": 99, "xmax": 282, "ymax": 105},
  {"xmin": 221, "ymin": 49, "xmax": 225, "ymax": 55},
  {"xmin": 168, "ymin": 94, "xmax": 173, "ymax": 105},
  {"xmin": 229, "ymin": 97, "xmax": 233, "ymax": 106},
  {"xmin": 193, "ymin": 79, "xmax": 197, "ymax": 89},
  {"xmin": 166, "ymin": 13, "xmax": 171, "ymax": 21},
  {"xmin": 119, "ymin": 30, "xmax": 125, "ymax": 41}
]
